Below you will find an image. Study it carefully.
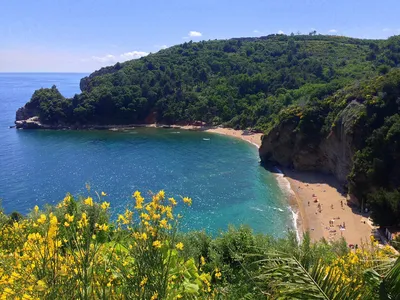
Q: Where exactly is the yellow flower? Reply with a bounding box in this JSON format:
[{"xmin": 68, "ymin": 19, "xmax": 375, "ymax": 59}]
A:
[
  {"xmin": 151, "ymin": 292, "xmax": 159, "ymax": 300},
  {"xmin": 158, "ymin": 190, "xmax": 165, "ymax": 199},
  {"xmin": 139, "ymin": 276, "xmax": 148, "ymax": 287},
  {"xmin": 152, "ymin": 213, "xmax": 161, "ymax": 220},
  {"xmin": 78, "ymin": 213, "xmax": 89, "ymax": 228},
  {"xmin": 183, "ymin": 197, "xmax": 192, "ymax": 206},
  {"xmin": 141, "ymin": 232, "xmax": 148, "ymax": 240},
  {"xmin": 64, "ymin": 221, "xmax": 70, "ymax": 227},
  {"xmin": 134, "ymin": 191, "xmax": 145, "ymax": 209},
  {"xmin": 36, "ymin": 280, "xmax": 46, "ymax": 291},
  {"xmin": 84, "ymin": 197, "xmax": 93, "ymax": 206},
  {"xmin": 99, "ymin": 223, "xmax": 109, "ymax": 231},
  {"xmin": 176, "ymin": 242, "xmax": 184, "ymax": 250},
  {"xmin": 101, "ymin": 201, "xmax": 110, "ymax": 210},
  {"xmin": 101, "ymin": 191, "xmax": 107, "ymax": 196},
  {"xmin": 201, "ymin": 256, "xmax": 206, "ymax": 266},
  {"xmin": 50, "ymin": 215, "xmax": 58, "ymax": 226},
  {"xmin": 215, "ymin": 268, "xmax": 222, "ymax": 279},
  {"xmin": 63, "ymin": 194, "xmax": 71, "ymax": 206},
  {"xmin": 37, "ymin": 214, "xmax": 47, "ymax": 224},
  {"xmin": 65, "ymin": 213, "xmax": 74, "ymax": 223},
  {"xmin": 159, "ymin": 219, "xmax": 168, "ymax": 228},
  {"xmin": 152, "ymin": 240, "xmax": 162, "ymax": 248},
  {"xmin": 118, "ymin": 214, "xmax": 126, "ymax": 223},
  {"xmin": 34, "ymin": 205, "xmax": 39, "ymax": 213},
  {"xmin": 3, "ymin": 287, "xmax": 14, "ymax": 295},
  {"xmin": 168, "ymin": 197, "xmax": 177, "ymax": 206}
]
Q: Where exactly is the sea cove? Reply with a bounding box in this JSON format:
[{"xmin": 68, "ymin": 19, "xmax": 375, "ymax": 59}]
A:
[{"xmin": 0, "ymin": 73, "xmax": 293, "ymax": 235}]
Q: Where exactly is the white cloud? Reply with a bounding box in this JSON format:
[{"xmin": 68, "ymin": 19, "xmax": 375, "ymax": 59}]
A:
[
  {"xmin": 328, "ymin": 29, "xmax": 338, "ymax": 33},
  {"xmin": 188, "ymin": 31, "xmax": 202, "ymax": 37},
  {"xmin": 91, "ymin": 54, "xmax": 116, "ymax": 63},
  {"xmin": 120, "ymin": 51, "xmax": 149, "ymax": 61},
  {"xmin": 91, "ymin": 51, "xmax": 149, "ymax": 64},
  {"xmin": 278, "ymin": 30, "xmax": 285, "ymax": 34},
  {"xmin": 253, "ymin": 30, "xmax": 260, "ymax": 33},
  {"xmin": 155, "ymin": 44, "xmax": 168, "ymax": 49}
]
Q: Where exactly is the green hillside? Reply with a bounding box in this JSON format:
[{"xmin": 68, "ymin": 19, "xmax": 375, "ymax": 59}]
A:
[{"xmin": 21, "ymin": 34, "xmax": 399, "ymax": 129}]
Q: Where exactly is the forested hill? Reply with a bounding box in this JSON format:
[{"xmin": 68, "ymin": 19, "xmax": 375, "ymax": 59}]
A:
[{"xmin": 17, "ymin": 34, "xmax": 400, "ymax": 129}]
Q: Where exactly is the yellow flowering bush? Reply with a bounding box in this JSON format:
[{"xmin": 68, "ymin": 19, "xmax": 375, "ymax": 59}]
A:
[
  {"xmin": 0, "ymin": 191, "xmax": 215, "ymax": 299},
  {"xmin": 324, "ymin": 239, "xmax": 398, "ymax": 290}
]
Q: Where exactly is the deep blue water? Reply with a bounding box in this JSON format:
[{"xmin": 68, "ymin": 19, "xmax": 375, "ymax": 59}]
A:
[{"xmin": 0, "ymin": 73, "xmax": 293, "ymax": 235}]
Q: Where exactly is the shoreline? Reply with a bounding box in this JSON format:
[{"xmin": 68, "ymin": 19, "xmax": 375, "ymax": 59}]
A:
[
  {"xmin": 178, "ymin": 125, "xmax": 263, "ymax": 148},
  {"xmin": 187, "ymin": 126, "xmax": 374, "ymax": 245},
  {"xmin": 15, "ymin": 122, "xmax": 374, "ymax": 244}
]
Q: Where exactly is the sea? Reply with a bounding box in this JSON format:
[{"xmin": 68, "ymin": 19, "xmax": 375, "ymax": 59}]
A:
[{"xmin": 0, "ymin": 73, "xmax": 294, "ymax": 236}]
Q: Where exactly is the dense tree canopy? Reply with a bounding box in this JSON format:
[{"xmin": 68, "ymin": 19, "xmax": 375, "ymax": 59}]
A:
[{"xmin": 25, "ymin": 34, "xmax": 399, "ymax": 130}]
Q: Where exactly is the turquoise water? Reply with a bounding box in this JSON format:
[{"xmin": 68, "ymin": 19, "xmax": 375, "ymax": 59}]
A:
[{"xmin": 0, "ymin": 73, "xmax": 292, "ymax": 236}]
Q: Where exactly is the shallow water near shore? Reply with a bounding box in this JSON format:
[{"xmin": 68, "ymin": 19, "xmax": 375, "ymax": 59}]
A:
[{"xmin": 0, "ymin": 73, "xmax": 293, "ymax": 235}]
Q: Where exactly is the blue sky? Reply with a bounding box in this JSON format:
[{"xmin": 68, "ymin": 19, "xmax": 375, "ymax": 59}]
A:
[{"xmin": 1, "ymin": 0, "xmax": 399, "ymax": 72}]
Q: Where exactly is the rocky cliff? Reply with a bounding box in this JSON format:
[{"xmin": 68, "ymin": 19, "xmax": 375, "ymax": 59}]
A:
[{"xmin": 259, "ymin": 101, "xmax": 366, "ymax": 185}]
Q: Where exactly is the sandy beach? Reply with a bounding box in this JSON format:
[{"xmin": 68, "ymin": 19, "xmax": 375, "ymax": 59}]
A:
[
  {"xmin": 283, "ymin": 170, "xmax": 375, "ymax": 245},
  {"xmin": 186, "ymin": 126, "xmax": 263, "ymax": 147},
  {"xmin": 186, "ymin": 126, "xmax": 375, "ymax": 245}
]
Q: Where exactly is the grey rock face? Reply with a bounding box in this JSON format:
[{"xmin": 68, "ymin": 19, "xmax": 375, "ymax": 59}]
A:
[{"xmin": 259, "ymin": 101, "xmax": 365, "ymax": 184}]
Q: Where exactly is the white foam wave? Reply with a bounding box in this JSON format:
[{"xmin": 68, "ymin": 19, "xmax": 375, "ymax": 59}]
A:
[
  {"xmin": 273, "ymin": 167, "xmax": 301, "ymax": 243},
  {"xmin": 274, "ymin": 167, "xmax": 295, "ymax": 196},
  {"xmin": 269, "ymin": 206, "xmax": 284, "ymax": 212},
  {"xmin": 290, "ymin": 208, "xmax": 301, "ymax": 242},
  {"xmin": 252, "ymin": 205, "xmax": 285, "ymax": 213},
  {"xmin": 250, "ymin": 206, "xmax": 264, "ymax": 212}
]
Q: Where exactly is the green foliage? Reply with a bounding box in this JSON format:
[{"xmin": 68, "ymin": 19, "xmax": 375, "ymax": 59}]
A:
[
  {"xmin": 368, "ymin": 189, "xmax": 400, "ymax": 227},
  {"xmin": 0, "ymin": 192, "xmax": 399, "ymax": 299},
  {"xmin": 24, "ymin": 35, "xmax": 398, "ymax": 129}
]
